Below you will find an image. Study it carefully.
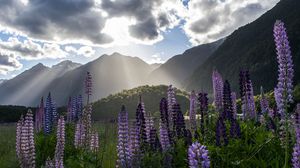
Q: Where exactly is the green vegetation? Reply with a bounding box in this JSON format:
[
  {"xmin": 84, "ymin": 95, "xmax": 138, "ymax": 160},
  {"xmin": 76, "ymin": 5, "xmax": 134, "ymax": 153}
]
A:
[{"xmin": 92, "ymin": 85, "xmax": 189, "ymax": 120}]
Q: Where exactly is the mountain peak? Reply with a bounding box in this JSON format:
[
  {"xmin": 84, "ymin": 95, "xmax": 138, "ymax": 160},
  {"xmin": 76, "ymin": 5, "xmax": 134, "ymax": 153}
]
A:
[
  {"xmin": 31, "ymin": 63, "xmax": 48, "ymax": 70},
  {"xmin": 52, "ymin": 60, "xmax": 81, "ymax": 69}
]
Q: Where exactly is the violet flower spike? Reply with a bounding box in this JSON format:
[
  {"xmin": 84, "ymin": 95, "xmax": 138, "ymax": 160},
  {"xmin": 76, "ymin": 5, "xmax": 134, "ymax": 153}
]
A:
[{"xmin": 188, "ymin": 142, "xmax": 210, "ymax": 168}]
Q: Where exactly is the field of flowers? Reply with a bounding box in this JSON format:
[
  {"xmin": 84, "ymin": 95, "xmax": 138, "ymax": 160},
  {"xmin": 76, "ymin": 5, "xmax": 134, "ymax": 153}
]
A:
[{"xmin": 3, "ymin": 20, "xmax": 300, "ymax": 168}]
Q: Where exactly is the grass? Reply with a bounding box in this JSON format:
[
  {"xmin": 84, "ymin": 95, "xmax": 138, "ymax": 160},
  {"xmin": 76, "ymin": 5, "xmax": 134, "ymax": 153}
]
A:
[{"xmin": 0, "ymin": 122, "xmax": 118, "ymax": 168}]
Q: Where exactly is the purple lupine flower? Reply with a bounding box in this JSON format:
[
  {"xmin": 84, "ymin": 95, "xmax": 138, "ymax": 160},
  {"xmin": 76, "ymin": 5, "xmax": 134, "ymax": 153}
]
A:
[
  {"xmin": 85, "ymin": 71, "xmax": 92, "ymax": 104},
  {"xmin": 190, "ymin": 90, "xmax": 197, "ymax": 131},
  {"xmin": 74, "ymin": 121, "xmax": 86, "ymax": 149},
  {"xmin": 159, "ymin": 121, "xmax": 171, "ymax": 152},
  {"xmin": 129, "ymin": 123, "xmax": 141, "ymax": 166},
  {"xmin": 223, "ymin": 80, "xmax": 233, "ymax": 120},
  {"xmin": 16, "ymin": 115, "xmax": 24, "ymax": 164},
  {"xmin": 239, "ymin": 71, "xmax": 256, "ymax": 120},
  {"xmin": 231, "ymin": 92, "xmax": 237, "ymax": 119},
  {"xmin": 260, "ymin": 87, "xmax": 269, "ymax": 114},
  {"xmin": 55, "ymin": 116, "xmax": 65, "ymax": 168},
  {"xmin": 274, "ymin": 20, "xmax": 294, "ymax": 110},
  {"xmin": 167, "ymin": 85, "xmax": 176, "ymax": 127},
  {"xmin": 71, "ymin": 97, "xmax": 77, "ymax": 121},
  {"xmin": 149, "ymin": 127, "xmax": 160, "ymax": 151},
  {"xmin": 198, "ymin": 92, "xmax": 208, "ymax": 134},
  {"xmin": 17, "ymin": 110, "xmax": 36, "ymax": 168},
  {"xmin": 81, "ymin": 104, "xmax": 93, "ymax": 147},
  {"xmin": 117, "ymin": 105, "xmax": 131, "ymax": 167},
  {"xmin": 52, "ymin": 101, "xmax": 58, "ymax": 125},
  {"xmin": 274, "ymin": 21, "xmax": 294, "ymax": 156},
  {"xmin": 90, "ymin": 131, "xmax": 99, "ymax": 153},
  {"xmin": 45, "ymin": 157, "xmax": 54, "ymax": 168},
  {"xmin": 76, "ymin": 95, "xmax": 83, "ymax": 120},
  {"xmin": 35, "ymin": 97, "xmax": 44, "ymax": 132},
  {"xmin": 145, "ymin": 116, "xmax": 154, "ymax": 143},
  {"xmin": 188, "ymin": 142, "xmax": 210, "ymax": 168},
  {"xmin": 136, "ymin": 103, "xmax": 147, "ymax": 144},
  {"xmin": 230, "ymin": 119, "xmax": 241, "ymax": 138},
  {"xmin": 44, "ymin": 92, "xmax": 53, "ymax": 134},
  {"xmin": 67, "ymin": 97, "xmax": 72, "ymax": 123},
  {"xmin": 160, "ymin": 98, "xmax": 169, "ymax": 129},
  {"xmin": 173, "ymin": 103, "xmax": 186, "ymax": 138},
  {"xmin": 212, "ymin": 70, "xmax": 223, "ymax": 111},
  {"xmin": 292, "ymin": 125, "xmax": 300, "ymax": 166},
  {"xmin": 292, "ymin": 104, "xmax": 300, "ymax": 167},
  {"xmin": 216, "ymin": 117, "xmax": 228, "ymax": 146}
]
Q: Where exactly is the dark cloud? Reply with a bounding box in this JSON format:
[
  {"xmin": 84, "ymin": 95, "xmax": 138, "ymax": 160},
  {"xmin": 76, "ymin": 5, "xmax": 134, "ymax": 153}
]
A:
[
  {"xmin": 0, "ymin": 0, "xmax": 112, "ymax": 44},
  {"xmin": 129, "ymin": 18, "xmax": 159, "ymax": 40},
  {"xmin": 189, "ymin": 15, "xmax": 220, "ymax": 33},
  {"xmin": 0, "ymin": 53, "xmax": 21, "ymax": 74},
  {"xmin": 101, "ymin": 0, "xmax": 173, "ymax": 41}
]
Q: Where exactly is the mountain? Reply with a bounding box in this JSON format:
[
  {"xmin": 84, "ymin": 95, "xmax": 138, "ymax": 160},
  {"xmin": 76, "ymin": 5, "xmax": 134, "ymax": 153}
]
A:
[
  {"xmin": 0, "ymin": 61, "xmax": 81, "ymax": 106},
  {"xmin": 185, "ymin": 0, "xmax": 300, "ymax": 94},
  {"xmin": 92, "ymin": 85, "xmax": 189, "ymax": 120},
  {"xmin": 42, "ymin": 52, "xmax": 155, "ymax": 106},
  {"xmin": 148, "ymin": 39, "xmax": 223, "ymax": 88}
]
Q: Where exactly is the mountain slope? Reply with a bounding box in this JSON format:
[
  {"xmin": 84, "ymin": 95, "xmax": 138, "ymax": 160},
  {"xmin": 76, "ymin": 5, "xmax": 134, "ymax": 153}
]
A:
[
  {"xmin": 44, "ymin": 52, "xmax": 155, "ymax": 106},
  {"xmin": 0, "ymin": 61, "xmax": 81, "ymax": 106},
  {"xmin": 92, "ymin": 85, "xmax": 189, "ymax": 120},
  {"xmin": 148, "ymin": 39, "xmax": 223, "ymax": 87},
  {"xmin": 186, "ymin": 0, "xmax": 300, "ymax": 94}
]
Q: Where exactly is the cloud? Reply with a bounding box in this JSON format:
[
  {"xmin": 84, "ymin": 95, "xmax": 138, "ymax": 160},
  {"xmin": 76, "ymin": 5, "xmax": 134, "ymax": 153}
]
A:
[
  {"xmin": 183, "ymin": 0, "xmax": 279, "ymax": 45},
  {"xmin": 0, "ymin": 53, "xmax": 22, "ymax": 74},
  {"xmin": 65, "ymin": 46, "xmax": 95, "ymax": 57},
  {"xmin": 0, "ymin": 0, "xmax": 112, "ymax": 45},
  {"xmin": 0, "ymin": 37, "xmax": 67, "ymax": 60},
  {"xmin": 0, "ymin": 0, "xmax": 279, "ymax": 47}
]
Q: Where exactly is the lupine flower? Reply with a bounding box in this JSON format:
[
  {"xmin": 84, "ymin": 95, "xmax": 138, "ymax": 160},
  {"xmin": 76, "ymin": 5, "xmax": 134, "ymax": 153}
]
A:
[
  {"xmin": 90, "ymin": 131, "xmax": 99, "ymax": 153},
  {"xmin": 223, "ymin": 80, "xmax": 233, "ymax": 120},
  {"xmin": 16, "ymin": 115, "xmax": 23, "ymax": 165},
  {"xmin": 185, "ymin": 129, "xmax": 193, "ymax": 146},
  {"xmin": 136, "ymin": 103, "xmax": 147, "ymax": 144},
  {"xmin": 274, "ymin": 21, "xmax": 294, "ymax": 157},
  {"xmin": 260, "ymin": 86, "xmax": 269, "ymax": 114},
  {"xmin": 117, "ymin": 105, "xmax": 131, "ymax": 167},
  {"xmin": 85, "ymin": 71, "xmax": 93, "ymax": 104},
  {"xmin": 198, "ymin": 92, "xmax": 208, "ymax": 134},
  {"xmin": 159, "ymin": 121, "xmax": 171, "ymax": 152},
  {"xmin": 274, "ymin": 20, "xmax": 294, "ymax": 113},
  {"xmin": 239, "ymin": 70, "xmax": 256, "ymax": 120},
  {"xmin": 149, "ymin": 127, "xmax": 160, "ymax": 151},
  {"xmin": 167, "ymin": 85, "xmax": 176, "ymax": 127},
  {"xmin": 74, "ymin": 121, "xmax": 86, "ymax": 149},
  {"xmin": 77, "ymin": 95, "xmax": 83, "ymax": 120},
  {"xmin": 44, "ymin": 92, "xmax": 53, "ymax": 134},
  {"xmin": 52, "ymin": 101, "xmax": 58, "ymax": 125},
  {"xmin": 45, "ymin": 157, "xmax": 55, "ymax": 168},
  {"xmin": 212, "ymin": 70, "xmax": 223, "ymax": 111},
  {"xmin": 230, "ymin": 119, "xmax": 241, "ymax": 138},
  {"xmin": 292, "ymin": 104, "xmax": 300, "ymax": 167},
  {"xmin": 129, "ymin": 123, "xmax": 141, "ymax": 166},
  {"xmin": 145, "ymin": 116, "xmax": 154, "ymax": 143},
  {"xmin": 35, "ymin": 97, "xmax": 44, "ymax": 132},
  {"xmin": 189, "ymin": 90, "xmax": 197, "ymax": 131},
  {"xmin": 172, "ymin": 103, "xmax": 186, "ymax": 138},
  {"xmin": 71, "ymin": 97, "xmax": 77, "ymax": 121},
  {"xmin": 216, "ymin": 117, "xmax": 228, "ymax": 146},
  {"xmin": 55, "ymin": 116, "xmax": 65, "ymax": 168},
  {"xmin": 231, "ymin": 92, "xmax": 237, "ymax": 119},
  {"xmin": 67, "ymin": 97, "xmax": 72, "ymax": 122},
  {"xmin": 188, "ymin": 142, "xmax": 210, "ymax": 168},
  {"xmin": 16, "ymin": 110, "xmax": 36, "ymax": 168},
  {"xmin": 160, "ymin": 98, "xmax": 169, "ymax": 128}
]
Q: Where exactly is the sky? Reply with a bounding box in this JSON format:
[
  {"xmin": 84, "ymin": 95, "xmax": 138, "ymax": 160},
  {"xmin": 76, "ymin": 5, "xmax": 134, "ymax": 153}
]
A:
[{"xmin": 0, "ymin": 0, "xmax": 279, "ymax": 79}]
